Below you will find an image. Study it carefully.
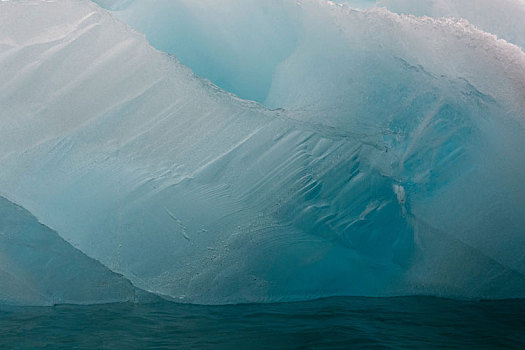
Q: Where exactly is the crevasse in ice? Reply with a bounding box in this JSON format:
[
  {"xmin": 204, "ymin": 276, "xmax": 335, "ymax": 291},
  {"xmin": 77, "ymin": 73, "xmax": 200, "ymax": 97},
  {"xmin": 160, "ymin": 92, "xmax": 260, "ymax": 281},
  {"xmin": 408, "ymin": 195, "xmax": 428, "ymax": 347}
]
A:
[{"xmin": 0, "ymin": 0, "xmax": 524, "ymax": 305}]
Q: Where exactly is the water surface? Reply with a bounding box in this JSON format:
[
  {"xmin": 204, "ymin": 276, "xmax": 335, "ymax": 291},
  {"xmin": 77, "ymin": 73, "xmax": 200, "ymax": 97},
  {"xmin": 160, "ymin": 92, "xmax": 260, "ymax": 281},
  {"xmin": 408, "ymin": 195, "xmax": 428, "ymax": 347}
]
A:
[{"xmin": 1, "ymin": 297, "xmax": 524, "ymax": 349}]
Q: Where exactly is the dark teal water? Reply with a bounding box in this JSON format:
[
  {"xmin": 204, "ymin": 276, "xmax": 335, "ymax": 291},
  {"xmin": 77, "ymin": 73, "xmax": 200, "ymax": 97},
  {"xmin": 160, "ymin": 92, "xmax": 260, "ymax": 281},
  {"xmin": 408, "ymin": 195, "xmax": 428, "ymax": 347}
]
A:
[{"xmin": 1, "ymin": 297, "xmax": 524, "ymax": 349}]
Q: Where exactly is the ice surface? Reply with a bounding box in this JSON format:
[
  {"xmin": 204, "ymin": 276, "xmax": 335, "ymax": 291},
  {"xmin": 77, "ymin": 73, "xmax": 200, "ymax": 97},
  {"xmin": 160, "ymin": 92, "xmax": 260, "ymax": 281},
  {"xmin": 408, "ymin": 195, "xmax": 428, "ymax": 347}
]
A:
[
  {"xmin": 94, "ymin": 0, "xmax": 525, "ymax": 107},
  {"xmin": 96, "ymin": 0, "xmax": 302, "ymax": 103},
  {"xmin": 0, "ymin": 0, "xmax": 524, "ymax": 304},
  {"xmin": 377, "ymin": 0, "xmax": 525, "ymax": 49},
  {"xmin": 0, "ymin": 196, "xmax": 150, "ymax": 306}
]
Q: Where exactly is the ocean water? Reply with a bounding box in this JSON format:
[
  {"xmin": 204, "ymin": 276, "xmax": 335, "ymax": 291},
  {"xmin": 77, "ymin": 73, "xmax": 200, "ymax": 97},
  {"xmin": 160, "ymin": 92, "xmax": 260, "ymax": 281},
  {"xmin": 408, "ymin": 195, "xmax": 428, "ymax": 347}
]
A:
[{"xmin": 1, "ymin": 297, "xmax": 524, "ymax": 349}]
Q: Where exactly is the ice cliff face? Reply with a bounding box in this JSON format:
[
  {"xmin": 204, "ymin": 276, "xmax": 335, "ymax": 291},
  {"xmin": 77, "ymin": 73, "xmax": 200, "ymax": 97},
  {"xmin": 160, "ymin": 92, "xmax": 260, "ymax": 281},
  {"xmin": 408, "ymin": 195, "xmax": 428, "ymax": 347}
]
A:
[{"xmin": 0, "ymin": 0, "xmax": 524, "ymax": 304}]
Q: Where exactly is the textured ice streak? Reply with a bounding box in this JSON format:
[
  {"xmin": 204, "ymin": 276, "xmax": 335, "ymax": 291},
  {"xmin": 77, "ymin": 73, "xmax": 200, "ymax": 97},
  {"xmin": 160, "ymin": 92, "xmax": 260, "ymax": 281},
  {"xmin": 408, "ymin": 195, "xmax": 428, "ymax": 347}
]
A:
[{"xmin": 0, "ymin": 0, "xmax": 524, "ymax": 304}]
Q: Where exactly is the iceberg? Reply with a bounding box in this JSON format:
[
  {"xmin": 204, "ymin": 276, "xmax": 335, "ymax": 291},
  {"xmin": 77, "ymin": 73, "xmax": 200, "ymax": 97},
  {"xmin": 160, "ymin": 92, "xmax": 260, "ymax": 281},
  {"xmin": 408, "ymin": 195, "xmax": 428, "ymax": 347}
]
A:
[{"xmin": 0, "ymin": 0, "xmax": 524, "ymax": 304}]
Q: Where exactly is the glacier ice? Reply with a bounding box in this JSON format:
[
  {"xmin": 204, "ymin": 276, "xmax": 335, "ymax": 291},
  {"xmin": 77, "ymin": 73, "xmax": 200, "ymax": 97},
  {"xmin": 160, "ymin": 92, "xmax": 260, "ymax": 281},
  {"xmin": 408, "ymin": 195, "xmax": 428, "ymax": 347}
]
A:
[
  {"xmin": 0, "ymin": 0, "xmax": 524, "ymax": 304},
  {"xmin": 0, "ymin": 196, "xmax": 151, "ymax": 305}
]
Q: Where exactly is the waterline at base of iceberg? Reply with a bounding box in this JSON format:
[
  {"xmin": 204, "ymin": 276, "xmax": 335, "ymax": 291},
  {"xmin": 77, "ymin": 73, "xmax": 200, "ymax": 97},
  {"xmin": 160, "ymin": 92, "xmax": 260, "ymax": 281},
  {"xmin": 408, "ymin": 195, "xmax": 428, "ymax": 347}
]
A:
[{"xmin": 1, "ymin": 296, "xmax": 524, "ymax": 349}]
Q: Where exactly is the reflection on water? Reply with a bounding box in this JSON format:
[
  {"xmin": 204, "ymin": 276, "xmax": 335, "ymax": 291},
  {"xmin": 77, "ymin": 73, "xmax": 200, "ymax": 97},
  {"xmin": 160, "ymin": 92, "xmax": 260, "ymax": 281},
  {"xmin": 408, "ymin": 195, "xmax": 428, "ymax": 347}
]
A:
[{"xmin": 1, "ymin": 297, "xmax": 524, "ymax": 349}]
